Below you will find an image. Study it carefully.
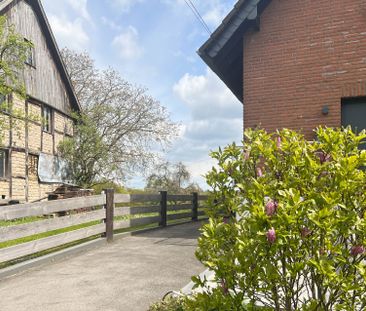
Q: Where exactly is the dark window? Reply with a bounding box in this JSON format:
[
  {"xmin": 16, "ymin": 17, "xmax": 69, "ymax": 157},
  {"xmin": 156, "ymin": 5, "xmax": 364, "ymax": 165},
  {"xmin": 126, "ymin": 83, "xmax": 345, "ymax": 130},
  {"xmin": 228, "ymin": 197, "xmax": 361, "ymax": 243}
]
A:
[
  {"xmin": 0, "ymin": 150, "xmax": 9, "ymax": 179},
  {"xmin": 0, "ymin": 94, "xmax": 8, "ymax": 112},
  {"xmin": 24, "ymin": 39, "xmax": 36, "ymax": 67},
  {"xmin": 342, "ymin": 97, "xmax": 366, "ymax": 149},
  {"xmin": 42, "ymin": 106, "xmax": 52, "ymax": 133},
  {"xmin": 28, "ymin": 154, "xmax": 38, "ymax": 178}
]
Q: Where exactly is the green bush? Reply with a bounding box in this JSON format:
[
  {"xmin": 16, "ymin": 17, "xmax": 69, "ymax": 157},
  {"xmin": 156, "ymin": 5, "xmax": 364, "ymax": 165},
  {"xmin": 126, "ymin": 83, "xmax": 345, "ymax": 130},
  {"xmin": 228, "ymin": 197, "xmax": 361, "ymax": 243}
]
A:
[
  {"xmin": 189, "ymin": 127, "xmax": 366, "ymax": 310},
  {"xmin": 148, "ymin": 295, "xmax": 186, "ymax": 311}
]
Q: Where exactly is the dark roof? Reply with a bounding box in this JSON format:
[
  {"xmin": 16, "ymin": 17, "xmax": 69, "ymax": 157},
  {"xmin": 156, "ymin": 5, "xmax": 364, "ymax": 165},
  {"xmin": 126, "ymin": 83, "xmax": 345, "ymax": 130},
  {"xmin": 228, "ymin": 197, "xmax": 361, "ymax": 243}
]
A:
[
  {"xmin": 198, "ymin": 0, "xmax": 270, "ymax": 102},
  {"xmin": 0, "ymin": 0, "xmax": 81, "ymax": 113}
]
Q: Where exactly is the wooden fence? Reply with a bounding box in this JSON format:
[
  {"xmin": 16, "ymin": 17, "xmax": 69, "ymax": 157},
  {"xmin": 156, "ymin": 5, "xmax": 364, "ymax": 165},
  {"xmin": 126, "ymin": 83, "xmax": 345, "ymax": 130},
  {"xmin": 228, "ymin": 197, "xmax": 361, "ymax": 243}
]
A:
[{"xmin": 0, "ymin": 190, "xmax": 208, "ymax": 265}]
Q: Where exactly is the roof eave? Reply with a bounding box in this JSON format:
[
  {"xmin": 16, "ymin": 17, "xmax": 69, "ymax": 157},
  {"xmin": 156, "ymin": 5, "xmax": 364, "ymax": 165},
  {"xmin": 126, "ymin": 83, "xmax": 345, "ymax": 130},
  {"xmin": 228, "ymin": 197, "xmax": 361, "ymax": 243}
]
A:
[
  {"xmin": 198, "ymin": 0, "xmax": 268, "ymax": 103},
  {"xmin": 0, "ymin": 0, "xmax": 82, "ymax": 113}
]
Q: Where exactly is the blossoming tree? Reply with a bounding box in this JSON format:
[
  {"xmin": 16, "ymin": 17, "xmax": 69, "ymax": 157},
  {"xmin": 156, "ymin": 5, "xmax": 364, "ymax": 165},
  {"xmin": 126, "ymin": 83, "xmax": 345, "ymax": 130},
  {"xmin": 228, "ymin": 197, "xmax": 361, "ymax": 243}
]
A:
[{"xmin": 188, "ymin": 127, "xmax": 366, "ymax": 310}]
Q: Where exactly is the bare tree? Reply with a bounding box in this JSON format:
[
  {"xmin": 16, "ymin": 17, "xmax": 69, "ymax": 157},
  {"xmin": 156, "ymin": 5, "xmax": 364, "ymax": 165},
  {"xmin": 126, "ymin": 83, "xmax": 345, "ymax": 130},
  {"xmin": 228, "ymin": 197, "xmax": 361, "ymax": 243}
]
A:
[
  {"xmin": 145, "ymin": 161, "xmax": 202, "ymax": 194},
  {"xmin": 59, "ymin": 48, "xmax": 179, "ymax": 186}
]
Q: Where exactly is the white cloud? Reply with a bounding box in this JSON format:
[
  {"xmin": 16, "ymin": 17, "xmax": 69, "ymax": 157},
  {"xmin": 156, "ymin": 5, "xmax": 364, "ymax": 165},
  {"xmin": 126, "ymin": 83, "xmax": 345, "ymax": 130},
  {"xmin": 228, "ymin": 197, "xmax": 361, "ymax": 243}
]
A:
[
  {"xmin": 101, "ymin": 16, "xmax": 122, "ymax": 31},
  {"xmin": 112, "ymin": 26, "xmax": 143, "ymax": 60},
  {"xmin": 173, "ymin": 69, "xmax": 241, "ymax": 120},
  {"xmin": 168, "ymin": 67, "xmax": 243, "ymax": 189},
  {"xmin": 66, "ymin": 0, "xmax": 90, "ymax": 21},
  {"xmin": 109, "ymin": 0, "xmax": 144, "ymax": 13},
  {"xmin": 48, "ymin": 15, "xmax": 89, "ymax": 50}
]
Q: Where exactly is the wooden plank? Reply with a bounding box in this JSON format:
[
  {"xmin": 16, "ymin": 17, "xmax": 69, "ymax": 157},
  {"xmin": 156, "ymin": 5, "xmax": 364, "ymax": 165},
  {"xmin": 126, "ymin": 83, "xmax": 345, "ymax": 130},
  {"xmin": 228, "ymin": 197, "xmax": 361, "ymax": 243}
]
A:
[
  {"xmin": 167, "ymin": 194, "xmax": 192, "ymax": 202},
  {"xmin": 167, "ymin": 212, "xmax": 192, "ymax": 221},
  {"xmin": 160, "ymin": 191, "xmax": 167, "ymax": 227},
  {"xmin": 104, "ymin": 189, "xmax": 114, "ymax": 243},
  {"xmin": 168, "ymin": 204, "xmax": 192, "ymax": 212},
  {"xmin": 130, "ymin": 194, "xmax": 161, "ymax": 202},
  {"xmin": 0, "ymin": 224, "xmax": 105, "ymax": 263},
  {"xmin": 192, "ymin": 193, "xmax": 198, "ymax": 221},
  {"xmin": 0, "ymin": 209, "xmax": 105, "ymax": 243},
  {"xmin": 114, "ymin": 216, "xmax": 161, "ymax": 230},
  {"xmin": 198, "ymin": 195, "xmax": 208, "ymax": 201},
  {"xmin": 197, "ymin": 211, "xmax": 206, "ymax": 217},
  {"xmin": 0, "ymin": 195, "xmax": 106, "ymax": 220},
  {"xmin": 114, "ymin": 194, "xmax": 130, "ymax": 204},
  {"xmin": 114, "ymin": 206, "xmax": 160, "ymax": 217}
]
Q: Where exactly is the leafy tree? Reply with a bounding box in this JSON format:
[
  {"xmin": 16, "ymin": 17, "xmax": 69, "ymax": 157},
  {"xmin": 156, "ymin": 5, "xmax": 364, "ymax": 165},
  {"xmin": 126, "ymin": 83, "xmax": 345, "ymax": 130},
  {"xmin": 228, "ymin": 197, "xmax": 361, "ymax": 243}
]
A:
[
  {"xmin": 188, "ymin": 127, "xmax": 366, "ymax": 310},
  {"xmin": 145, "ymin": 161, "xmax": 202, "ymax": 193},
  {"xmin": 0, "ymin": 15, "xmax": 33, "ymax": 144},
  {"xmin": 58, "ymin": 48, "xmax": 179, "ymax": 187}
]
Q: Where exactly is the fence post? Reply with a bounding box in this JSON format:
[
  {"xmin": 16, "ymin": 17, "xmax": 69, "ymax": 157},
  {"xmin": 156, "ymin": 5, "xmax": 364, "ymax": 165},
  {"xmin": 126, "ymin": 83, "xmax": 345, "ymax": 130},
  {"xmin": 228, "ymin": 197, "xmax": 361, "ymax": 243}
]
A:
[
  {"xmin": 104, "ymin": 188, "xmax": 115, "ymax": 243},
  {"xmin": 159, "ymin": 191, "xmax": 167, "ymax": 227},
  {"xmin": 192, "ymin": 192, "xmax": 198, "ymax": 221}
]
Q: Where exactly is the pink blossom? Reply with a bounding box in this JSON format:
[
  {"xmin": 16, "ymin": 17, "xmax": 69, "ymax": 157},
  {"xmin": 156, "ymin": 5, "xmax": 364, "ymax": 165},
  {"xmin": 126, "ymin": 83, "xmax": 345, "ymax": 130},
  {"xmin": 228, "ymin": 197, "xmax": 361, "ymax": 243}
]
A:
[
  {"xmin": 276, "ymin": 136, "xmax": 282, "ymax": 149},
  {"xmin": 316, "ymin": 151, "xmax": 331, "ymax": 164},
  {"xmin": 265, "ymin": 200, "xmax": 278, "ymax": 216},
  {"xmin": 256, "ymin": 167, "xmax": 263, "ymax": 178},
  {"xmin": 244, "ymin": 150, "xmax": 250, "ymax": 160},
  {"xmin": 223, "ymin": 217, "xmax": 229, "ymax": 224},
  {"xmin": 351, "ymin": 245, "xmax": 365, "ymax": 257},
  {"xmin": 267, "ymin": 228, "xmax": 276, "ymax": 244},
  {"xmin": 221, "ymin": 280, "xmax": 229, "ymax": 295},
  {"xmin": 300, "ymin": 227, "xmax": 311, "ymax": 238}
]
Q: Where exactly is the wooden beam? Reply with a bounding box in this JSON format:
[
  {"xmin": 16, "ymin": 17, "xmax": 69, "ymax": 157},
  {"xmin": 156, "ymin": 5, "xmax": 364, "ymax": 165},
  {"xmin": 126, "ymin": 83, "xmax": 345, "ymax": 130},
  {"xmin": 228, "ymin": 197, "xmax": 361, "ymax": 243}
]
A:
[
  {"xmin": 0, "ymin": 195, "xmax": 106, "ymax": 220},
  {"xmin": 0, "ymin": 224, "xmax": 105, "ymax": 263},
  {"xmin": 0, "ymin": 209, "xmax": 105, "ymax": 242}
]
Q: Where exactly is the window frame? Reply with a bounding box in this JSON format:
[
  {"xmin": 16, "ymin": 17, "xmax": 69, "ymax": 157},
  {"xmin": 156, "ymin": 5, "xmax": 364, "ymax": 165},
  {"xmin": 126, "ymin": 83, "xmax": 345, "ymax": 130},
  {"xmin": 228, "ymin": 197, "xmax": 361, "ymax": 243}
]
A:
[
  {"xmin": 0, "ymin": 94, "xmax": 9, "ymax": 113},
  {"xmin": 24, "ymin": 38, "xmax": 36, "ymax": 68},
  {"xmin": 42, "ymin": 105, "xmax": 53, "ymax": 133},
  {"xmin": 0, "ymin": 149, "xmax": 9, "ymax": 180}
]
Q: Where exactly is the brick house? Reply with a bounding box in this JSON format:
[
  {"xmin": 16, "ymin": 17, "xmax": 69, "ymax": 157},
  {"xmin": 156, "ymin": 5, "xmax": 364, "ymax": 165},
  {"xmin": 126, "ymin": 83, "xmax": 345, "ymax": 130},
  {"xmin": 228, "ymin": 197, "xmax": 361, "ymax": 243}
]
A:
[
  {"xmin": 0, "ymin": 0, "xmax": 80, "ymax": 202},
  {"xmin": 199, "ymin": 0, "xmax": 366, "ymax": 139}
]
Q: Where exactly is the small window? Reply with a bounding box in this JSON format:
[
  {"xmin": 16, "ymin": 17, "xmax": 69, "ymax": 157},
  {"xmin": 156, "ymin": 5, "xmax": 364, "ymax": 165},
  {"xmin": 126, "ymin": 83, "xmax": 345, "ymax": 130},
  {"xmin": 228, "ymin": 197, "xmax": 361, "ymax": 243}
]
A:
[
  {"xmin": 0, "ymin": 94, "xmax": 8, "ymax": 112},
  {"xmin": 28, "ymin": 154, "xmax": 38, "ymax": 178},
  {"xmin": 24, "ymin": 39, "xmax": 35, "ymax": 67},
  {"xmin": 0, "ymin": 150, "xmax": 9, "ymax": 179},
  {"xmin": 42, "ymin": 106, "xmax": 52, "ymax": 133}
]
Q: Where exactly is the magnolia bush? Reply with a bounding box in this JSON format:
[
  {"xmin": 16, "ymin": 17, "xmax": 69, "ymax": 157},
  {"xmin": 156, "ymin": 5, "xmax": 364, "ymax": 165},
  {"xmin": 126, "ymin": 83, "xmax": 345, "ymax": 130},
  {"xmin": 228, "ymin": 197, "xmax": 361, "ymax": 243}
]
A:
[{"xmin": 189, "ymin": 127, "xmax": 366, "ymax": 311}]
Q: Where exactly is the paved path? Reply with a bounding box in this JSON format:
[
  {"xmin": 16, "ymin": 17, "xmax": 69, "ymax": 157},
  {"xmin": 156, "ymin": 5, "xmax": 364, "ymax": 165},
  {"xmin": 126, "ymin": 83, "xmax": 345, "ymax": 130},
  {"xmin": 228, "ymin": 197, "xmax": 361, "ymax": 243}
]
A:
[{"xmin": 0, "ymin": 222, "xmax": 204, "ymax": 311}]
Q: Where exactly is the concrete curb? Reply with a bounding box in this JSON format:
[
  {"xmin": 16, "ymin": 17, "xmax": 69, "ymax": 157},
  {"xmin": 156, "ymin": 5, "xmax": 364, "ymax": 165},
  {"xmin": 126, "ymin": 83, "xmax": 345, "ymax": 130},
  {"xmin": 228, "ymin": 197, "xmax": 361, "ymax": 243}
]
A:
[{"xmin": 0, "ymin": 238, "xmax": 107, "ymax": 281}]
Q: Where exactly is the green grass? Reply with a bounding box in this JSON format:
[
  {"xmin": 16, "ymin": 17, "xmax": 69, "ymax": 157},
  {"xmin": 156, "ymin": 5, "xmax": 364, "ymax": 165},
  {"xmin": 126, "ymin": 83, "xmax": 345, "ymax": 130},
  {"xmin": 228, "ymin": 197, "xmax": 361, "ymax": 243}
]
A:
[
  {"xmin": 0, "ymin": 216, "xmax": 43, "ymax": 227},
  {"xmin": 0, "ymin": 220, "xmax": 100, "ymax": 249},
  {"xmin": 0, "ymin": 205, "xmax": 207, "ymax": 269}
]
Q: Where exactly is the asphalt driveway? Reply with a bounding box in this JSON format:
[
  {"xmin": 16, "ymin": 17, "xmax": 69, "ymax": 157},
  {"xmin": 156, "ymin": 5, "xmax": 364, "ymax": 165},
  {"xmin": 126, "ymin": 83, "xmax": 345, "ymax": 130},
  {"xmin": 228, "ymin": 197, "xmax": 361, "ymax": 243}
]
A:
[{"xmin": 0, "ymin": 222, "xmax": 204, "ymax": 311}]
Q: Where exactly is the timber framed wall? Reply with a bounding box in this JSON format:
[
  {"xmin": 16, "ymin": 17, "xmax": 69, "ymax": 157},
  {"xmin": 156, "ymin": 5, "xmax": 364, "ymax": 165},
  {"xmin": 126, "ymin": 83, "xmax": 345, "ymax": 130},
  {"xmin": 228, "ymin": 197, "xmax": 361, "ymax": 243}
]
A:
[
  {"xmin": 0, "ymin": 94, "xmax": 74, "ymax": 202},
  {"xmin": 0, "ymin": 0, "xmax": 79, "ymax": 201}
]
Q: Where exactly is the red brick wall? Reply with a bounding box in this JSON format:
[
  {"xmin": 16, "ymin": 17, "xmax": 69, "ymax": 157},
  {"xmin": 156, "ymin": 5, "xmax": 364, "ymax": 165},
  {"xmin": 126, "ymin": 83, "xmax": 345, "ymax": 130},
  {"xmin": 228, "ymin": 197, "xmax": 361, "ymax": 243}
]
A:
[{"xmin": 243, "ymin": 0, "xmax": 366, "ymax": 138}]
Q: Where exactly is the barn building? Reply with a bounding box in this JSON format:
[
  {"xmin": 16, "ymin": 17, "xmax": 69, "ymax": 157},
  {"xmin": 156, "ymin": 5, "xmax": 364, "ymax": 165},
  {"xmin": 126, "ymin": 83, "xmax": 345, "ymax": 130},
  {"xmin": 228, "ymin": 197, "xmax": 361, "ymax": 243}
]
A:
[{"xmin": 0, "ymin": 0, "xmax": 80, "ymax": 202}]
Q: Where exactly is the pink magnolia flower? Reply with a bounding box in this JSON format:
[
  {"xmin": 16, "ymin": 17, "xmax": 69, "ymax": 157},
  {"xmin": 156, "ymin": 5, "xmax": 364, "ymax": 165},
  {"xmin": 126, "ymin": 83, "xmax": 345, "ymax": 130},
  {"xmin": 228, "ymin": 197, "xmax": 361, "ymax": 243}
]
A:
[
  {"xmin": 265, "ymin": 200, "xmax": 278, "ymax": 216},
  {"xmin": 276, "ymin": 136, "xmax": 282, "ymax": 149},
  {"xmin": 256, "ymin": 167, "xmax": 263, "ymax": 178},
  {"xmin": 221, "ymin": 280, "xmax": 229, "ymax": 295},
  {"xmin": 267, "ymin": 228, "xmax": 276, "ymax": 244},
  {"xmin": 316, "ymin": 151, "xmax": 331, "ymax": 164},
  {"xmin": 300, "ymin": 227, "xmax": 311, "ymax": 238},
  {"xmin": 351, "ymin": 245, "xmax": 365, "ymax": 257},
  {"xmin": 244, "ymin": 150, "xmax": 250, "ymax": 160}
]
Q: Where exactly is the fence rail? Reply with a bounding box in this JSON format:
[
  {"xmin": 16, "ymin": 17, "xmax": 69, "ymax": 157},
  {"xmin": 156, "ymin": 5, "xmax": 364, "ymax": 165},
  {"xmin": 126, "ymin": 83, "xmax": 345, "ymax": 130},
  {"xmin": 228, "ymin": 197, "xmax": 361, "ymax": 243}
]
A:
[{"xmin": 0, "ymin": 190, "xmax": 208, "ymax": 266}]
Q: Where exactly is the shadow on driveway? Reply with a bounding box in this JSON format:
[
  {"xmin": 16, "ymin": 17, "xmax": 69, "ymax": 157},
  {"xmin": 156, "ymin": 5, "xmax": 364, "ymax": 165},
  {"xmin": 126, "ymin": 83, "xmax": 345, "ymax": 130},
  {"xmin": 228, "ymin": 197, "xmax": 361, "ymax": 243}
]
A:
[{"xmin": 0, "ymin": 221, "xmax": 205, "ymax": 311}]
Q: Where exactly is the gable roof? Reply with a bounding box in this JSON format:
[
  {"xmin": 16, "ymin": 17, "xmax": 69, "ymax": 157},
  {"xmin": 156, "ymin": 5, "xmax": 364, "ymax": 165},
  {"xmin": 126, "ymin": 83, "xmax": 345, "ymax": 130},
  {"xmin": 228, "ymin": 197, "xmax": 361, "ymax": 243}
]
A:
[
  {"xmin": 0, "ymin": 0, "xmax": 81, "ymax": 113},
  {"xmin": 198, "ymin": 0, "xmax": 271, "ymax": 102}
]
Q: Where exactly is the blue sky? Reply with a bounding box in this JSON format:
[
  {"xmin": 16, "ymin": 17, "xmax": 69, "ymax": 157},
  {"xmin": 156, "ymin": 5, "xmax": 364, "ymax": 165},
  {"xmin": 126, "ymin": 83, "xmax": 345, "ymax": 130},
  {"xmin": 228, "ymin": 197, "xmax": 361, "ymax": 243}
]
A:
[{"xmin": 42, "ymin": 0, "xmax": 242, "ymax": 189}]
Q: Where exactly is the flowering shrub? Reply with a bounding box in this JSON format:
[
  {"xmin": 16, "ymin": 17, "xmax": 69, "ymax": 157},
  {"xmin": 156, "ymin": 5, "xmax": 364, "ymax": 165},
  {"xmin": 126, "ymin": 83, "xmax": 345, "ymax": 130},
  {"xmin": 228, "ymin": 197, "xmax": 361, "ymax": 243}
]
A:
[{"xmin": 189, "ymin": 127, "xmax": 366, "ymax": 310}]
